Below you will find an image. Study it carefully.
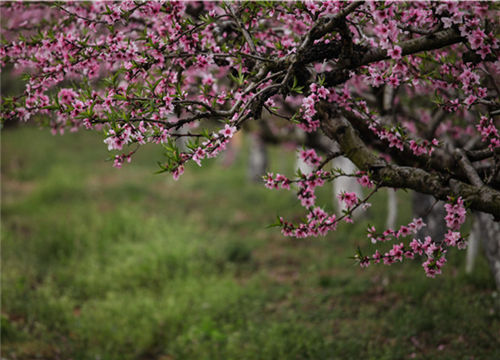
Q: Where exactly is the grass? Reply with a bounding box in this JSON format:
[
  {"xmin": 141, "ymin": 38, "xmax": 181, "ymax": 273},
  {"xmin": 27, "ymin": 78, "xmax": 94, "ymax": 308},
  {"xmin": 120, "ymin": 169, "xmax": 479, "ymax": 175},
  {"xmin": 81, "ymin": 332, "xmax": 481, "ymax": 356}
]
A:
[{"xmin": 1, "ymin": 126, "xmax": 499, "ymax": 360}]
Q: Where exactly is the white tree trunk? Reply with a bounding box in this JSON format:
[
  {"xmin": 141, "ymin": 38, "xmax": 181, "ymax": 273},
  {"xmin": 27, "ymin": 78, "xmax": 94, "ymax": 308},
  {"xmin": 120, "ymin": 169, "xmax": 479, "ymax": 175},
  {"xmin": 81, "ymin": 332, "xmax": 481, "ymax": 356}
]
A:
[
  {"xmin": 295, "ymin": 153, "xmax": 315, "ymax": 175},
  {"xmin": 247, "ymin": 133, "xmax": 268, "ymax": 183},
  {"xmin": 176, "ymin": 124, "xmax": 189, "ymax": 152},
  {"xmin": 476, "ymin": 212, "xmax": 500, "ymax": 289},
  {"xmin": 332, "ymin": 156, "xmax": 363, "ymax": 218},
  {"xmin": 386, "ymin": 189, "xmax": 397, "ymax": 230},
  {"xmin": 466, "ymin": 216, "xmax": 481, "ymax": 274}
]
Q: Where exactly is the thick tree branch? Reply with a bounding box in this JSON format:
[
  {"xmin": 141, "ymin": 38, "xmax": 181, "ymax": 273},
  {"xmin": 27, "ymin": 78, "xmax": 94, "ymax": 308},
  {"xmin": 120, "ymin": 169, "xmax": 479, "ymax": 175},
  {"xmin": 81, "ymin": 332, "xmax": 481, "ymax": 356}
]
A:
[
  {"xmin": 340, "ymin": 109, "xmax": 474, "ymax": 184},
  {"xmin": 228, "ymin": 5, "xmax": 257, "ymax": 55},
  {"xmin": 466, "ymin": 147, "xmax": 500, "ymax": 161},
  {"xmin": 360, "ymin": 28, "xmax": 464, "ymax": 65},
  {"xmin": 309, "ymin": 1, "xmax": 365, "ymax": 40},
  {"xmin": 321, "ymin": 28, "xmax": 464, "ymax": 87},
  {"xmin": 456, "ymin": 149, "xmax": 485, "ymax": 187},
  {"xmin": 279, "ymin": 1, "xmax": 364, "ymax": 88},
  {"xmin": 319, "ymin": 108, "xmax": 500, "ymax": 219}
]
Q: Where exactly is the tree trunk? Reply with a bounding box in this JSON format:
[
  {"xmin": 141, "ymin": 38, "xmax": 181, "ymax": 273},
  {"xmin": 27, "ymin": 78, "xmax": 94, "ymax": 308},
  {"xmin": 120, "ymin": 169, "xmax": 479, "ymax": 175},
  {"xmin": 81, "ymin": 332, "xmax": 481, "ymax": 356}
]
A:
[
  {"xmin": 295, "ymin": 150, "xmax": 315, "ymax": 175},
  {"xmin": 465, "ymin": 217, "xmax": 481, "ymax": 274},
  {"xmin": 476, "ymin": 212, "xmax": 500, "ymax": 289},
  {"xmin": 332, "ymin": 156, "xmax": 363, "ymax": 218},
  {"xmin": 412, "ymin": 192, "xmax": 447, "ymax": 241},
  {"xmin": 386, "ymin": 189, "xmax": 397, "ymax": 230},
  {"xmin": 247, "ymin": 133, "xmax": 268, "ymax": 183}
]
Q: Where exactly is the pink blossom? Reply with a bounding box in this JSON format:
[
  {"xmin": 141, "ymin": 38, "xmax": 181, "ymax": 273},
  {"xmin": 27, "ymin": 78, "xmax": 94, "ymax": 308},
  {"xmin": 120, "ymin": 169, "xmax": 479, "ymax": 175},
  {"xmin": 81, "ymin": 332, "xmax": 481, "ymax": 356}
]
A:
[
  {"xmin": 387, "ymin": 46, "xmax": 402, "ymax": 60},
  {"xmin": 58, "ymin": 88, "xmax": 77, "ymax": 106},
  {"xmin": 220, "ymin": 124, "xmax": 237, "ymax": 138},
  {"xmin": 357, "ymin": 174, "xmax": 373, "ymax": 188},
  {"xmin": 396, "ymin": 226, "xmax": 411, "ymax": 238},
  {"xmin": 444, "ymin": 197, "xmax": 466, "ymax": 230},
  {"xmin": 337, "ymin": 191, "xmax": 358, "ymax": 209},
  {"xmin": 389, "ymin": 242, "xmax": 405, "ymax": 262},
  {"xmin": 172, "ymin": 165, "xmax": 184, "ymax": 181},
  {"xmin": 299, "ymin": 148, "xmax": 322, "ymax": 167}
]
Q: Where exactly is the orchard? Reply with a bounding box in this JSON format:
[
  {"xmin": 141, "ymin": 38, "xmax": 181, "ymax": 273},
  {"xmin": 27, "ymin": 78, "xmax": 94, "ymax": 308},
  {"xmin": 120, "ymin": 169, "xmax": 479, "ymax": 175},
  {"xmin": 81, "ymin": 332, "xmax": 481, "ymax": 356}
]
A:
[{"xmin": 1, "ymin": 1, "xmax": 499, "ymax": 285}]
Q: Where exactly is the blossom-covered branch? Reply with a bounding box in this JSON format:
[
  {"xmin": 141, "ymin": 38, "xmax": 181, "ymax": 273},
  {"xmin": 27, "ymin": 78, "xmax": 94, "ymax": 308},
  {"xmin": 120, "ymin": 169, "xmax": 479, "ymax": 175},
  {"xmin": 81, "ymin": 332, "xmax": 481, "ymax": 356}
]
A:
[{"xmin": 1, "ymin": 1, "xmax": 499, "ymax": 279}]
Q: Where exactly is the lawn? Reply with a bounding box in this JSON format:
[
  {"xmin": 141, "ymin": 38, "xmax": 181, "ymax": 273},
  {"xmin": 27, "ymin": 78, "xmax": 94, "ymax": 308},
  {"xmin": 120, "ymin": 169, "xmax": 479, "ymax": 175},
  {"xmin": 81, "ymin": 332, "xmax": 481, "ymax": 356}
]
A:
[{"xmin": 1, "ymin": 126, "xmax": 499, "ymax": 360}]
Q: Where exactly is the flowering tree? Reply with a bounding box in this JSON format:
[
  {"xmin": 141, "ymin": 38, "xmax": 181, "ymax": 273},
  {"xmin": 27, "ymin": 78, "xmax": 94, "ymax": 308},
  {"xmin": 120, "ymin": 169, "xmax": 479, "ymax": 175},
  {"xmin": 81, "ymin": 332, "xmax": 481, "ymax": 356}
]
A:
[{"xmin": 1, "ymin": 1, "xmax": 499, "ymax": 285}]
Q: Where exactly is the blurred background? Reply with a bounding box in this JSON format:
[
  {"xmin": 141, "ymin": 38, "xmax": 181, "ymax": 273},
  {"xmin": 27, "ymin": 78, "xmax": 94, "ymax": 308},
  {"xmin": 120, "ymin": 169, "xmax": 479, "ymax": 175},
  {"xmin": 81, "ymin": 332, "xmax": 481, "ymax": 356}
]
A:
[{"xmin": 2, "ymin": 121, "xmax": 500, "ymax": 359}]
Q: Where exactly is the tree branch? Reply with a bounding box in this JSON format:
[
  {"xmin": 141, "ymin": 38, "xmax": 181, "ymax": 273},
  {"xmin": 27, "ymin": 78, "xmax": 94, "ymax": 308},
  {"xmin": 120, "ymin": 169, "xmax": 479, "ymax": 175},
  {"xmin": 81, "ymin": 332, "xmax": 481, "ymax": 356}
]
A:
[
  {"xmin": 340, "ymin": 109, "xmax": 472, "ymax": 184},
  {"xmin": 456, "ymin": 149, "xmax": 484, "ymax": 186},
  {"xmin": 360, "ymin": 28, "xmax": 464, "ymax": 65},
  {"xmin": 313, "ymin": 28, "xmax": 464, "ymax": 88},
  {"xmin": 319, "ymin": 107, "xmax": 500, "ymax": 219}
]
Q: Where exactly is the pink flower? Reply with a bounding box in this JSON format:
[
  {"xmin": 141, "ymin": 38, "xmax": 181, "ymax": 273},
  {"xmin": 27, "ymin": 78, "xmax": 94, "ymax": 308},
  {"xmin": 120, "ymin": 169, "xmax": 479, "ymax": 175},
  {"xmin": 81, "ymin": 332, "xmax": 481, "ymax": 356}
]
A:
[
  {"xmin": 444, "ymin": 197, "xmax": 466, "ymax": 230},
  {"xmin": 113, "ymin": 155, "xmax": 123, "ymax": 168},
  {"xmin": 387, "ymin": 45, "xmax": 402, "ymax": 60},
  {"xmin": 388, "ymin": 75, "xmax": 400, "ymax": 88},
  {"xmin": 410, "ymin": 239, "xmax": 423, "ymax": 255},
  {"xmin": 315, "ymin": 86, "xmax": 330, "ymax": 99},
  {"xmin": 58, "ymin": 88, "xmax": 77, "ymax": 106},
  {"xmin": 444, "ymin": 230, "xmax": 461, "ymax": 247},
  {"xmin": 404, "ymin": 251, "xmax": 415, "ymax": 259},
  {"xmin": 389, "ymin": 242, "xmax": 405, "ymax": 262},
  {"xmin": 220, "ymin": 124, "xmax": 237, "ymax": 138},
  {"xmin": 410, "ymin": 218, "xmax": 425, "ymax": 232},
  {"xmin": 275, "ymin": 173, "xmax": 291, "ymax": 190},
  {"xmin": 396, "ymin": 225, "xmax": 411, "ymax": 238},
  {"xmin": 264, "ymin": 98, "xmax": 275, "ymax": 108},
  {"xmin": 357, "ymin": 175, "xmax": 373, "ymax": 188},
  {"xmin": 360, "ymin": 257, "xmax": 370, "ymax": 268},
  {"xmin": 173, "ymin": 165, "xmax": 184, "ymax": 181},
  {"xmin": 192, "ymin": 147, "xmax": 205, "ymax": 166},
  {"xmin": 337, "ymin": 191, "xmax": 358, "ymax": 208},
  {"xmin": 469, "ymin": 28, "xmax": 486, "ymax": 50},
  {"xmin": 464, "ymin": 95, "xmax": 477, "ymax": 107},
  {"xmin": 299, "ymin": 148, "xmax": 322, "ymax": 167}
]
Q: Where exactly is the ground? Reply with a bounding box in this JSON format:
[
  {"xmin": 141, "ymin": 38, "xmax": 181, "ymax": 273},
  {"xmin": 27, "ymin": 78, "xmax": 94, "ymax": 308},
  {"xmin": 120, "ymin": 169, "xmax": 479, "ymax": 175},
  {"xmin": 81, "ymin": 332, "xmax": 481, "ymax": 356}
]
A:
[{"xmin": 1, "ymin": 126, "xmax": 499, "ymax": 360}]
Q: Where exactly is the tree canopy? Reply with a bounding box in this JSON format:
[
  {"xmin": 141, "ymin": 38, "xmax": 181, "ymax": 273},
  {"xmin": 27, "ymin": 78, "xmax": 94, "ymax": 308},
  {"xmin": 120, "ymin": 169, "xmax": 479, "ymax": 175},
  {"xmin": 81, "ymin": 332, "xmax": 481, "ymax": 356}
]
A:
[{"xmin": 1, "ymin": 1, "xmax": 499, "ymax": 278}]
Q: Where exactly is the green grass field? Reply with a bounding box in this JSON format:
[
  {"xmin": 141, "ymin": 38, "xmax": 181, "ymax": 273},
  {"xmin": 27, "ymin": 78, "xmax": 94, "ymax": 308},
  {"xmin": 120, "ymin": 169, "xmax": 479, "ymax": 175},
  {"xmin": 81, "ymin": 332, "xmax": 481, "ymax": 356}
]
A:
[{"xmin": 2, "ymin": 126, "xmax": 499, "ymax": 360}]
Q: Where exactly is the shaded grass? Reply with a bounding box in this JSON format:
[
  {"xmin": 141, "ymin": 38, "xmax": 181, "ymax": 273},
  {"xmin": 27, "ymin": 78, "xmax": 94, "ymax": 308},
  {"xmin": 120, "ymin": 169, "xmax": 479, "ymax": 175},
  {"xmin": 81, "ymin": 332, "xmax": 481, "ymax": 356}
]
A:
[{"xmin": 1, "ymin": 127, "xmax": 499, "ymax": 360}]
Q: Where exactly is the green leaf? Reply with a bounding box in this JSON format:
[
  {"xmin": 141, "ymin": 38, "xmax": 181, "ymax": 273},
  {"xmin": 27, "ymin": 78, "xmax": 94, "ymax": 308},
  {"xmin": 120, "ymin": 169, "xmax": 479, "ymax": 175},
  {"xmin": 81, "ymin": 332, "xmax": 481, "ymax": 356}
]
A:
[
  {"xmin": 290, "ymin": 76, "xmax": 303, "ymax": 94},
  {"xmin": 317, "ymin": 74, "xmax": 325, "ymax": 86},
  {"xmin": 266, "ymin": 216, "xmax": 283, "ymax": 228}
]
